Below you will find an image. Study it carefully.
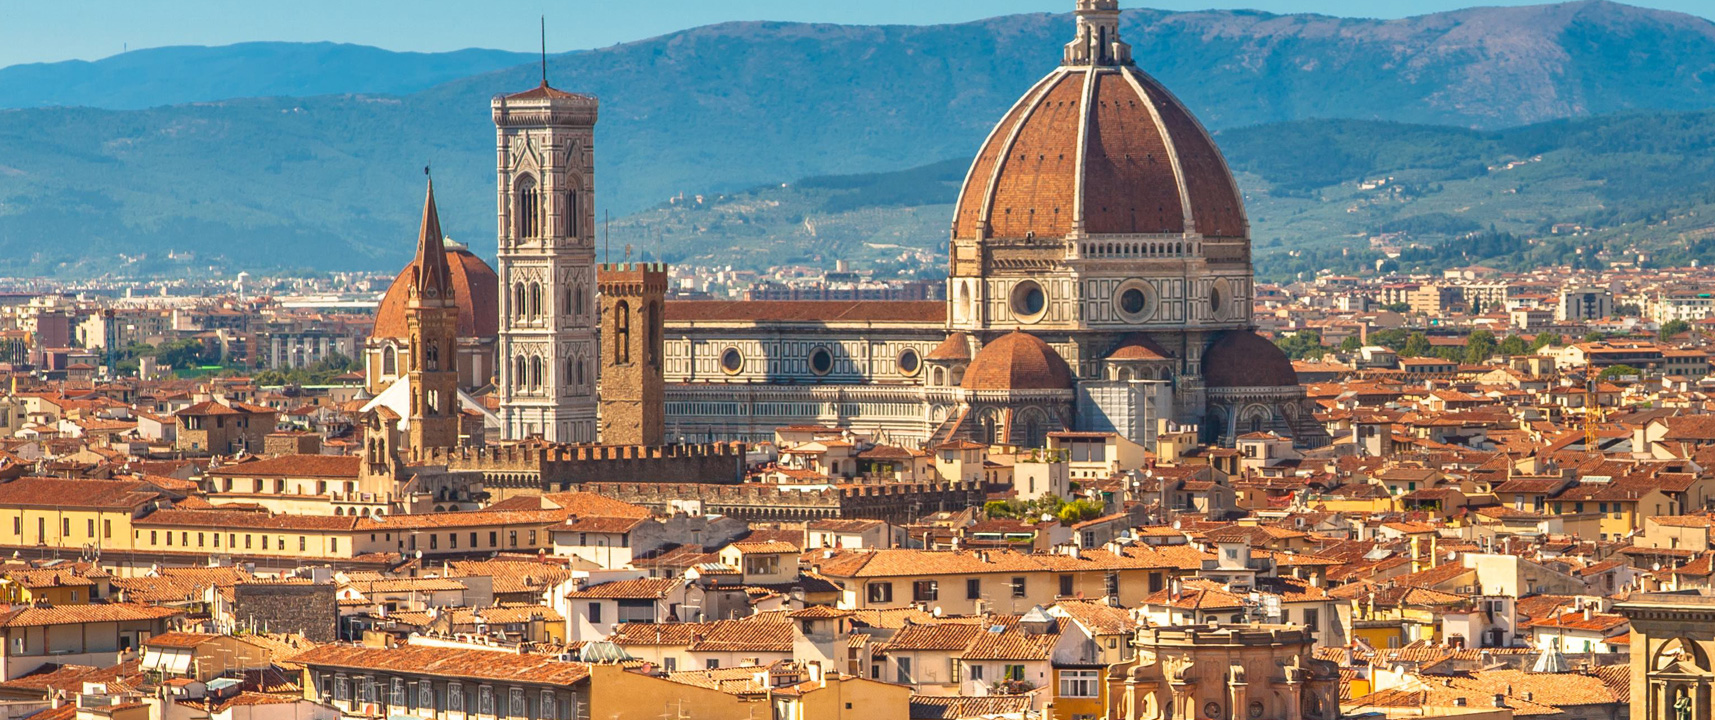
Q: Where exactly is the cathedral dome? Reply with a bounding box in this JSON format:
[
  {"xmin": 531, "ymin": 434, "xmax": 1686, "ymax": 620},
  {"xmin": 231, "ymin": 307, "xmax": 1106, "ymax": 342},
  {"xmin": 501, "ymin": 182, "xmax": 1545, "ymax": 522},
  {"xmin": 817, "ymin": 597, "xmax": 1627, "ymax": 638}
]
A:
[
  {"xmin": 372, "ymin": 243, "xmax": 500, "ymax": 341},
  {"xmin": 961, "ymin": 331, "xmax": 1075, "ymax": 391},
  {"xmin": 1202, "ymin": 331, "xmax": 1297, "ymax": 388},
  {"xmin": 951, "ymin": 1, "xmax": 1245, "ymax": 244}
]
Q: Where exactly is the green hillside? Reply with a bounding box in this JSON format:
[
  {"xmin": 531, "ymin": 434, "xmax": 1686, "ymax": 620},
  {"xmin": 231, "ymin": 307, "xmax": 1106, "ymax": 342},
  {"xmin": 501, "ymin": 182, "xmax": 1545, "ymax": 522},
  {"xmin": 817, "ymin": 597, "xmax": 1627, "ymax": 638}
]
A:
[{"xmin": 609, "ymin": 111, "xmax": 1715, "ymax": 280}]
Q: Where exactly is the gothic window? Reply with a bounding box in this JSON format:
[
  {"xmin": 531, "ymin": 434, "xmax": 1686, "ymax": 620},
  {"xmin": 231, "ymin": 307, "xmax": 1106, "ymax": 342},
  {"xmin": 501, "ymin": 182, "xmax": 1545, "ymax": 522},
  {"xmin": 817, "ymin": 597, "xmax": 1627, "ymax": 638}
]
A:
[
  {"xmin": 425, "ymin": 342, "xmax": 439, "ymax": 371},
  {"xmin": 516, "ymin": 176, "xmax": 539, "ymax": 238},
  {"xmin": 381, "ymin": 346, "xmax": 396, "ymax": 376},
  {"xmin": 564, "ymin": 288, "xmax": 574, "ymax": 315},
  {"xmin": 574, "ymin": 285, "xmax": 585, "ymax": 316},
  {"xmin": 566, "ymin": 189, "xmax": 580, "ymax": 237},
  {"xmin": 514, "ymin": 355, "xmax": 527, "ymax": 389},
  {"xmin": 577, "ymin": 358, "xmax": 587, "ymax": 386},
  {"xmin": 528, "ymin": 282, "xmax": 542, "ymax": 318},
  {"xmin": 426, "ymin": 390, "xmax": 439, "ymax": 416},
  {"xmin": 566, "ymin": 358, "xmax": 576, "ymax": 385},
  {"xmin": 529, "ymin": 357, "xmax": 543, "ymax": 391},
  {"xmin": 613, "ymin": 300, "xmax": 631, "ymax": 364},
  {"xmin": 513, "ymin": 283, "xmax": 526, "ymax": 318}
]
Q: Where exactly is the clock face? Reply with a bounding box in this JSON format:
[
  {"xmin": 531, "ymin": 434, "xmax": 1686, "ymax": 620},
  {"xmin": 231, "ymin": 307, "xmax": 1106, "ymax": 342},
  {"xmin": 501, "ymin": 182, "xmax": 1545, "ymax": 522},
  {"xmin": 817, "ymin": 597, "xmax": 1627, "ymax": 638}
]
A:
[{"xmin": 1205, "ymin": 701, "xmax": 1222, "ymax": 718}]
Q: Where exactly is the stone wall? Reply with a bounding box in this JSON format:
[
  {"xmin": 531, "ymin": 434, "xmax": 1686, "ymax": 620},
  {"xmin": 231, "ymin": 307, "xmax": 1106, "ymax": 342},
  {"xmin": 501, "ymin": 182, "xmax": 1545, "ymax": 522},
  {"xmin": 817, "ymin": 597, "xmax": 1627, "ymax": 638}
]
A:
[
  {"xmin": 232, "ymin": 582, "xmax": 339, "ymax": 642},
  {"xmin": 581, "ymin": 480, "xmax": 989, "ymax": 523},
  {"xmin": 423, "ymin": 443, "xmax": 746, "ymax": 491}
]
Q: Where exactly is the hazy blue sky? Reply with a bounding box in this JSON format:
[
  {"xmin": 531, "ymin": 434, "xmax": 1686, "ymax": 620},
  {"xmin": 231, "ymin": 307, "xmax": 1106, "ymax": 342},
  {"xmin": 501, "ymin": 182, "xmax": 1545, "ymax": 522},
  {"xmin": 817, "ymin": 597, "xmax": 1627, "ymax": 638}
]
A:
[{"xmin": 3, "ymin": 0, "xmax": 1712, "ymax": 69}]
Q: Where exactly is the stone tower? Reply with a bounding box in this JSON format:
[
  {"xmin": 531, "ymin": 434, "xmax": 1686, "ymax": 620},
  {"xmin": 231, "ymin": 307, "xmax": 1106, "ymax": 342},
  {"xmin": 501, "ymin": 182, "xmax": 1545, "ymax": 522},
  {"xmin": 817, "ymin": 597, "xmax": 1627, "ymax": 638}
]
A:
[
  {"xmin": 405, "ymin": 177, "xmax": 461, "ymax": 454},
  {"xmin": 597, "ymin": 263, "xmax": 666, "ymax": 446},
  {"xmin": 493, "ymin": 82, "xmax": 600, "ymax": 443}
]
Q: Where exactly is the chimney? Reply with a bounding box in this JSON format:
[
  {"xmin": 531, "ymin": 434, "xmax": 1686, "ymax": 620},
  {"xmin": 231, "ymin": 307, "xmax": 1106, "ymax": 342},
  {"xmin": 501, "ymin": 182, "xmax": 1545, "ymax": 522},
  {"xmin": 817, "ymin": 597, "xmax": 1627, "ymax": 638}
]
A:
[
  {"xmin": 1493, "ymin": 694, "xmax": 1507, "ymax": 708},
  {"xmin": 1454, "ymin": 698, "xmax": 1467, "ymax": 707},
  {"xmin": 1583, "ymin": 607, "xmax": 1593, "ymax": 621}
]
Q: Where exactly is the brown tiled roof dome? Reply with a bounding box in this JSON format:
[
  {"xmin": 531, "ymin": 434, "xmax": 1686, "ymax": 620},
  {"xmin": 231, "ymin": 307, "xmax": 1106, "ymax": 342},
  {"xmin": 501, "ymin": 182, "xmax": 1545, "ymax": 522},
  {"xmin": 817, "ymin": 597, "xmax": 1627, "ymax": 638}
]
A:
[
  {"xmin": 951, "ymin": 3, "xmax": 1245, "ymax": 243},
  {"xmin": 926, "ymin": 332, "xmax": 974, "ymax": 362},
  {"xmin": 371, "ymin": 245, "xmax": 499, "ymax": 341},
  {"xmin": 961, "ymin": 332, "xmax": 1075, "ymax": 391},
  {"xmin": 1106, "ymin": 333, "xmax": 1173, "ymax": 361},
  {"xmin": 1203, "ymin": 331, "xmax": 1298, "ymax": 388}
]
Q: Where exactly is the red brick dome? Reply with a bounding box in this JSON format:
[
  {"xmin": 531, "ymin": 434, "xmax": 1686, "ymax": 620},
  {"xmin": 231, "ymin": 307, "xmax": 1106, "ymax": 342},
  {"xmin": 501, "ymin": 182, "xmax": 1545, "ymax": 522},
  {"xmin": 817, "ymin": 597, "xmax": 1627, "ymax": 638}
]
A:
[
  {"xmin": 1202, "ymin": 331, "xmax": 1297, "ymax": 388},
  {"xmin": 951, "ymin": 5, "xmax": 1245, "ymax": 243},
  {"xmin": 1106, "ymin": 332, "xmax": 1173, "ymax": 361},
  {"xmin": 372, "ymin": 243, "xmax": 499, "ymax": 341},
  {"xmin": 961, "ymin": 331, "xmax": 1075, "ymax": 391}
]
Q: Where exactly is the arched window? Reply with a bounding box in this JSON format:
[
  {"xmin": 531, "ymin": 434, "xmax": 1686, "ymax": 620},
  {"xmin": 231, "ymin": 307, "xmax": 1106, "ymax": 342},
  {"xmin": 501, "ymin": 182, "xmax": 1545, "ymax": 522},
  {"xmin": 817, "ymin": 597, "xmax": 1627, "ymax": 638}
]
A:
[
  {"xmin": 566, "ymin": 358, "xmax": 577, "ymax": 385},
  {"xmin": 516, "ymin": 176, "xmax": 539, "ymax": 238},
  {"xmin": 425, "ymin": 342, "xmax": 439, "ymax": 371},
  {"xmin": 513, "ymin": 355, "xmax": 527, "ymax": 389},
  {"xmin": 513, "ymin": 283, "xmax": 526, "ymax": 318},
  {"xmin": 613, "ymin": 300, "xmax": 631, "ymax": 364},
  {"xmin": 574, "ymin": 285, "xmax": 584, "ymax": 316},
  {"xmin": 564, "ymin": 289, "xmax": 574, "ymax": 315},
  {"xmin": 528, "ymin": 282, "xmax": 542, "ymax": 317},
  {"xmin": 529, "ymin": 356, "xmax": 543, "ymax": 391},
  {"xmin": 1251, "ymin": 415, "xmax": 1264, "ymax": 433},
  {"xmin": 382, "ymin": 346, "xmax": 397, "ymax": 376},
  {"xmin": 644, "ymin": 301, "xmax": 660, "ymax": 368},
  {"xmin": 577, "ymin": 358, "xmax": 587, "ymax": 386}
]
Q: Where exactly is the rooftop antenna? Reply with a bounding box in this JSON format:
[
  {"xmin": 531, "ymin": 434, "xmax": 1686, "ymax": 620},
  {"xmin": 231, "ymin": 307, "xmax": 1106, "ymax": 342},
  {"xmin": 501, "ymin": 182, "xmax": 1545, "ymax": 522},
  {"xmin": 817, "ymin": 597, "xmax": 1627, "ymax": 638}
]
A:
[{"xmin": 540, "ymin": 16, "xmax": 548, "ymax": 86}]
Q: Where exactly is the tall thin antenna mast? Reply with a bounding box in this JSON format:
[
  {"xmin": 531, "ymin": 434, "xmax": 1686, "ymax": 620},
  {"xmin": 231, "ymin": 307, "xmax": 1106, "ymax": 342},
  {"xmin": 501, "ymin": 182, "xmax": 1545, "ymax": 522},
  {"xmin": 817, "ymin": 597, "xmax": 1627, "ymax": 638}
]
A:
[{"xmin": 540, "ymin": 16, "xmax": 548, "ymax": 86}]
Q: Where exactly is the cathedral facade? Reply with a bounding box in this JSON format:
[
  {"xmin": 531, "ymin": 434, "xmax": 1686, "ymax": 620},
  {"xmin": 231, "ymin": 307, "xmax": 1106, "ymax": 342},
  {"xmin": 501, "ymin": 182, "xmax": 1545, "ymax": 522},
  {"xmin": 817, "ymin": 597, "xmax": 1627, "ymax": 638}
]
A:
[{"xmin": 365, "ymin": 0, "xmax": 1326, "ymax": 453}]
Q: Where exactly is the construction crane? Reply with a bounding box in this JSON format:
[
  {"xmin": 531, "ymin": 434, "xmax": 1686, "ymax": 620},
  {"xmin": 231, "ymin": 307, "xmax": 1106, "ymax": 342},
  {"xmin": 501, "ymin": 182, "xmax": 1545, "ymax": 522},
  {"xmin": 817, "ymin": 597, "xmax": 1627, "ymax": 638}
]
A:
[{"xmin": 1584, "ymin": 362, "xmax": 1604, "ymax": 451}]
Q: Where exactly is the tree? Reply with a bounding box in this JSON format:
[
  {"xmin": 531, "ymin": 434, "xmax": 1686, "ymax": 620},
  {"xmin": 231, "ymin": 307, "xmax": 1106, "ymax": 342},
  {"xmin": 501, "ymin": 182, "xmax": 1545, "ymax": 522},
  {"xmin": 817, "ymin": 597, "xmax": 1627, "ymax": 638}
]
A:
[
  {"xmin": 1401, "ymin": 332, "xmax": 1432, "ymax": 358},
  {"xmin": 1464, "ymin": 330, "xmax": 1497, "ymax": 364},
  {"xmin": 1340, "ymin": 335, "xmax": 1363, "ymax": 352},
  {"xmin": 1661, "ymin": 319, "xmax": 1692, "ymax": 341},
  {"xmin": 1055, "ymin": 499, "xmax": 1106, "ymax": 526},
  {"xmin": 1498, "ymin": 335, "xmax": 1530, "ymax": 356},
  {"xmin": 1531, "ymin": 333, "xmax": 1564, "ymax": 351},
  {"xmin": 1274, "ymin": 331, "xmax": 1326, "ymax": 360},
  {"xmin": 1599, "ymin": 364, "xmax": 1640, "ymax": 380},
  {"xmin": 1381, "ymin": 302, "xmax": 1411, "ymax": 313}
]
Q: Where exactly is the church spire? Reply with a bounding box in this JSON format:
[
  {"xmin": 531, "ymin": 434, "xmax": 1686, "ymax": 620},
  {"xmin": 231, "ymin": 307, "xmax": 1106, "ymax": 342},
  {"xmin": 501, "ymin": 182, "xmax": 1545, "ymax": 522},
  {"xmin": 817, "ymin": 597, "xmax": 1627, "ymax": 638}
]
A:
[
  {"xmin": 1063, "ymin": 0, "xmax": 1132, "ymax": 67},
  {"xmin": 412, "ymin": 171, "xmax": 454, "ymax": 301}
]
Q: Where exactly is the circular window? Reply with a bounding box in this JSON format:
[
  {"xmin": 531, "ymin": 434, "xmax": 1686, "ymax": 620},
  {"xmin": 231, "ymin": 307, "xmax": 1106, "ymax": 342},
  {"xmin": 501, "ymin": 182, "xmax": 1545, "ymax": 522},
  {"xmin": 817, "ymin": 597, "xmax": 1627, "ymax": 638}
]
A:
[
  {"xmin": 809, "ymin": 346, "xmax": 834, "ymax": 376},
  {"xmin": 720, "ymin": 348, "xmax": 744, "ymax": 375},
  {"xmin": 1011, "ymin": 280, "xmax": 1048, "ymax": 323},
  {"xmin": 1209, "ymin": 279, "xmax": 1231, "ymax": 320},
  {"xmin": 1120, "ymin": 288, "xmax": 1147, "ymax": 314},
  {"xmin": 1249, "ymin": 702, "xmax": 1265, "ymax": 719},
  {"xmin": 1204, "ymin": 702, "xmax": 1223, "ymax": 719},
  {"xmin": 897, "ymin": 348, "xmax": 921, "ymax": 377},
  {"xmin": 1114, "ymin": 279, "xmax": 1157, "ymax": 323}
]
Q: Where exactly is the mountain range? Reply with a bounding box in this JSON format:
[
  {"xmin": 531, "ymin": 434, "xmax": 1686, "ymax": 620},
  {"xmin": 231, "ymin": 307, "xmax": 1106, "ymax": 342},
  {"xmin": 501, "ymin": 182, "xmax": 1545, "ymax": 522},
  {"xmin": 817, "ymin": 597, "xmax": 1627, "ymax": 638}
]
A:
[{"xmin": 2, "ymin": 1, "xmax": 1715, "ymax": 276}]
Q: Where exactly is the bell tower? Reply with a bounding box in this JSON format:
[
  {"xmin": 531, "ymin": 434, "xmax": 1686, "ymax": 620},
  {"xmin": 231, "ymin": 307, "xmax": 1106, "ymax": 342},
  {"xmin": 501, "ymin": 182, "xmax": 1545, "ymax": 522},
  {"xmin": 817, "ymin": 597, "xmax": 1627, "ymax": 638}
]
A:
[
  {"xmin": 493, "ymin": 81, "xmax": 600, "ymax": 443},
  {"xmin": 405, "ymin": 177, "xmax": 461, "ymax": 454}
]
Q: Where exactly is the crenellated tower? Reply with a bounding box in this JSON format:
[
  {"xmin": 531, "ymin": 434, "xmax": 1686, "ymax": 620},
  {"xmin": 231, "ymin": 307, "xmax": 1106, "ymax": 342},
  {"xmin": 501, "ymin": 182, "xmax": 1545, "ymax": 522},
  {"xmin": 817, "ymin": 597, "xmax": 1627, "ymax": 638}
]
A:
[
  {"xmin": 597, "ymin": 263, "xmax": 666, "ymax": 446},
  {"xmin": 492, "ymin": 81, "xmax": 600, "ymax": 443}
]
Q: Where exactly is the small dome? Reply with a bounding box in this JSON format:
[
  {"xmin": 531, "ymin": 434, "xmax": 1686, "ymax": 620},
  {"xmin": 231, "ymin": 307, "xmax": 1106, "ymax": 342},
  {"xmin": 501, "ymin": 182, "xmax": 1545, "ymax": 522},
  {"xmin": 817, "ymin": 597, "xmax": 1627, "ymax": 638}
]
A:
[
  {"xmin": 1106, "ymin": 333, "xmax": 1173, "ymax": 361},
  {"xmin": 926, "ymin": 332, "xmax": 973, "ymax": 362},
  {"xmin": 1203, "ymin": 331, "xmax": 1297, "ymax": 388},
  {"xmin": 372, "ymin": 247, "xmax": 499, "ymax": 341},
  {"xmin": 961, "ymin": 331, "xmax": 1075, "ymax": 391}
]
